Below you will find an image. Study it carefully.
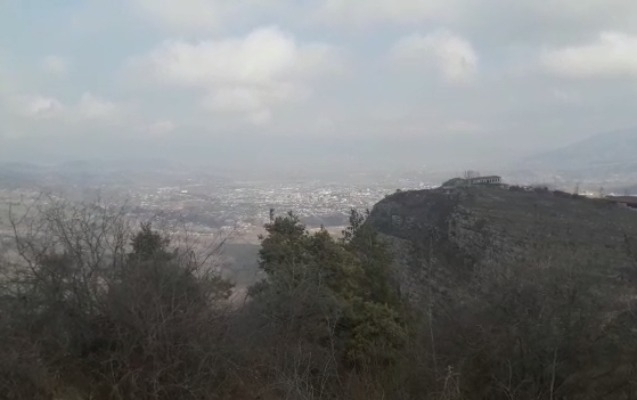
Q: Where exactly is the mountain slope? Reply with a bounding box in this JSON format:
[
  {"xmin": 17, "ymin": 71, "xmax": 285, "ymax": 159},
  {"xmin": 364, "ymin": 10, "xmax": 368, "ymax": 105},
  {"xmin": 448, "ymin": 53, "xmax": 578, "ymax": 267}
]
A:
[{"xmin": 366, "ymin": 185, "xmax": 637, "ymax": 301}]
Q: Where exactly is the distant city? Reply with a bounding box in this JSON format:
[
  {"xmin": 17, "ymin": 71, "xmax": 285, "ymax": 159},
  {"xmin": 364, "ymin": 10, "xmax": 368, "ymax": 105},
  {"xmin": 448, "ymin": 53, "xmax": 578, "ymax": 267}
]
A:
[
  {"xmin": 1, "ymin": 162, "xmax": 635, "ymax": 247},
  {"xmin": 0, "ymin": 173, "xmax": 438, "ymax": 245}
]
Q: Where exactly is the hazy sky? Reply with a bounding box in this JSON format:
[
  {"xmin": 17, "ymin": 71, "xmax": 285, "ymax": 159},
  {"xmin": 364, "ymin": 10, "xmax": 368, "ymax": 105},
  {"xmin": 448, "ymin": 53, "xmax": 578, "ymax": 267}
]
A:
[{"xmin": 1, "ymin": 0, "xmax": 636, "ymax": 171}]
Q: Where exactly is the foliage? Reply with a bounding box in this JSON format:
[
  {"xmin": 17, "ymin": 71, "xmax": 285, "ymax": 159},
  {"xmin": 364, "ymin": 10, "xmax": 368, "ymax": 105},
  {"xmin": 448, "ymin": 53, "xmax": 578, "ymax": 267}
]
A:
[
  {"xmin": 2, "ymin": 198, "xmax": 637, "ymax": 399},
  {"xmin": 0, "ymin": 201, "xmax": 234, "ymax": 399},
  {"xmin": 251, "ymin": 210, "xmax": 408, "ymax": 379}
]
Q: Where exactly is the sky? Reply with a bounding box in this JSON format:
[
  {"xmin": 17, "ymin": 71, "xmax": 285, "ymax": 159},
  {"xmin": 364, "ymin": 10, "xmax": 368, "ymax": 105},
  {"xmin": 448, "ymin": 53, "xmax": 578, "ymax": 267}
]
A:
[{"xmin": 1, "ymin": 0, "xmax": 637, "ymax": 172}]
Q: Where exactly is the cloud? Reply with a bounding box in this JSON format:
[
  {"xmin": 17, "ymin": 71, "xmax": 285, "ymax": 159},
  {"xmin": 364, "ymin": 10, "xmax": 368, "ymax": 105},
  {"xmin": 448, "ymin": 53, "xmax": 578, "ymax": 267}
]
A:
[
  {"xmin": 131, "ymin": 26, "xmax": 342, "ymax": 124},
  {"xmin": 320, "ymin": 0, "xmax": 454, "ymax": 25},
  {"xmin": 146, "ymin": 120, "xmax": 177, "ymax": 136},
  {"xmin": 132, "ymin": 0, "xmax": 221, "ymax": 31},
  {"xmin": 317, "ymin": 0, "xmax": 637, "ymax": 33},
  {"xmin": 0, "ymin": 67, "xmax": 7, "ymax": 91},
  {"xmin": 541, "ymin": 31, "xmax": 637, "ymax": 79},
  {"xmin": 392, "ymin": 30, "xmax": 478, "ymax": 84},
  {"xmin": 42, "ymin": 55, "xmax": 71, "ymax": 76},
  {"xmin": 76, "ymin": 93, "xmax": 120, "ymax": 120},
  {"xmin": 14, "ymin": 92, "xmax": 122, "ymax": 122},
  {"xmin": 135, "ymin": 26, "xmax": 338, "ymax": 86},
  {"xmin": 128, "ymin": 0, "xmax": 637, "ymax": 35},
  {"xmin": 445, "ymin": 120, "xmax": 483, "ymax": 134},
  {"xmin": 551, "ymin": 88, "xmax": 582, "ymax": 104},
  {"xmin": 525, "ymin": 0, "xmax": 637, "ymax": 28},
  {"xmin": 6, "ymin": 0, "xmax": 637, "ymax": 164},
  {"xmin": 17, "ymin": 95, "xmax": 65, "ymax": 119},
  {"xmin": 247, "ymin": 109, "xmax": 272, "ymax": 126},
  {"xmin": 130, "ymin": 0, "xmax": 278, "ymax": 32}
]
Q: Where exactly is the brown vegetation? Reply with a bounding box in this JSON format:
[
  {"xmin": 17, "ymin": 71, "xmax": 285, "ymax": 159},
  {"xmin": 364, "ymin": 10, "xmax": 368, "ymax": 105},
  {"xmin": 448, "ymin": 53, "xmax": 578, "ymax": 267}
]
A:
[{"xmin": 1, "ymin": 192, "xmax": 637, "ymax": 399}]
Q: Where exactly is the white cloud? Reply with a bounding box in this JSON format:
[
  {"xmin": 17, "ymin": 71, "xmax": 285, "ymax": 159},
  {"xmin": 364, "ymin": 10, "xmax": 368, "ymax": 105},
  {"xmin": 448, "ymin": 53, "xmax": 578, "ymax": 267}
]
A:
[
  {"xmin": 203, "ymin": 87, "xmax": 267, "ymax": 113},
  {"xmin": 128, "ymin": 0, "xmax": 637, "ymax": 33},
  {"xmin": 0, "ymin": 65, "xmax": 15, "ymax": 95},
  {"xmin": 392, "ymin": 30, "xmax": 478, "ymax": 84},
  {"xmin": 137, "ymin": 26, "xmax": 337, "ymax": 86},
  {"xmin": 133, "ymin": 0, "xmax": 221, "ymax": 31},
  {"xmin": 17, "ymin": 95, "xmax": 65, "ymax": 119},
  {"xmin": 526, "ymin": 0, "xmax": 637, "ymax": 26},
  {"xmin": 130, "ymin": 0, "xmax": 278, "ymax": 32},
  {"xmin": 201, "ymin": 87, "xmax": 279, "ymax": 125},
  {"xmin": 551, "ymin": 88, "xmax": 582, "ymax": 104},
  {"xmin": 76, "ymin": 93, "xmax": 119, "ymax": 120},
  {"xmin": 318, "ymin": 0, "xmax": 637, "ymax": 32},
  {"xmin": 320, "ymin": 0, "xmax": 454, "ymax": 25},
  {"xmin": 146, "ymin": 120, "xmax": 177, "ymax": 136},
  {"xmin": 132, "ymin": 26, "xmax": 341, "ymax": 124},
  {"xmin": 247, "ymin": 109, "xmax": 272, "ymax": 125},
  {"xmin": 42, "ymin": 55, "xmax": 71, "ymax": 76},
  {"xmin": 445, "ymin": 120, "xmax": 483, "ymax": 133},
  {"xmin": 14, "ymin": 92, "xmax": 121, "ymax": 122},
  {"xmin": 541, "ymin": 31, "xmax": 637, "ymax": 79}
]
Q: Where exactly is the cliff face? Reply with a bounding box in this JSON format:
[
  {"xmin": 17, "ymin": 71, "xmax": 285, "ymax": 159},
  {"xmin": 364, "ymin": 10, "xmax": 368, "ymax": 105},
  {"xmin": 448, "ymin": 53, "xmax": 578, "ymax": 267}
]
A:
[{"xmin": 366, "ymin": 186, "xmax": 637, "ymax": 302}]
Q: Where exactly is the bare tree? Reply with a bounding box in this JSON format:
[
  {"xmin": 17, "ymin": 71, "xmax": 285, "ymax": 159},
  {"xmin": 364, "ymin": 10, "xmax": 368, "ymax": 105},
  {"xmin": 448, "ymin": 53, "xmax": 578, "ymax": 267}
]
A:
[{"xmin": 1, "ymin": 196, "xmax": 236, "ymax": 399}]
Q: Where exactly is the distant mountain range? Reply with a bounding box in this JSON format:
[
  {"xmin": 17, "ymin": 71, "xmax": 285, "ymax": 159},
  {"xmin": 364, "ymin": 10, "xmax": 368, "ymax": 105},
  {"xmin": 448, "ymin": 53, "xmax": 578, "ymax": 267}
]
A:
[
  {"xmin": 0, "ymin": 158, "xmax": 232, "ymax": 190},
  {"xmin": 2, "ymin": 129, "xmax": 635, "ymax": 191},
  {"xmin": 506, "ymin": 128, "xmax": 637, "ymax": 189},
  {"xmin": 524, "ymin": 128, "xmax": 637, "ymax": 172}
]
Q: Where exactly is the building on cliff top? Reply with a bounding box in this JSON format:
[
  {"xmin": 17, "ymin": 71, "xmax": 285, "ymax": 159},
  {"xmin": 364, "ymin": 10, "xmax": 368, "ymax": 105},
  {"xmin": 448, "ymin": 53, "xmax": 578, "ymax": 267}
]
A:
[
  {"xmin": 442, "ymin": 175, "xmax": 502, "ymax": 188},
  {"xmin": 468, "ymin": 175, "xmax": 502, "ymax": 185}
]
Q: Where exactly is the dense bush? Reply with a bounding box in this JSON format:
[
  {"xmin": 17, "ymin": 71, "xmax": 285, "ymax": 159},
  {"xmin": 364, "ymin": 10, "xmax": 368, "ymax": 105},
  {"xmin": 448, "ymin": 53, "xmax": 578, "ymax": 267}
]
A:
[
  {"xmin": 1, "ymin": 200, "xmax": 636, "ymax": 399},
  {"xmin": 0, "ymin": 201, "xmax": 234, "ymax": 399}
]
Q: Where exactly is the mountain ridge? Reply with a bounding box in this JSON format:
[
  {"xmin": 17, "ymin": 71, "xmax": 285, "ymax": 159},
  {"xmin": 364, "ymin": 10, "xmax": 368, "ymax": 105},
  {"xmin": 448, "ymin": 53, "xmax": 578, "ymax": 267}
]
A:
[
  {"xmin": 366, "ymin": 185, "xmax": 637, "ymax": 301},
  {"xmin": 523, "ymin": 128, "xmax": 637, "ymax": 171}
]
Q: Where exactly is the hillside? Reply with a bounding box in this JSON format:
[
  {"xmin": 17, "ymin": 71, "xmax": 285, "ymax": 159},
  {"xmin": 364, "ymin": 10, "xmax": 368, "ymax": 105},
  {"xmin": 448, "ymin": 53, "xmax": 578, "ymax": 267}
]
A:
[
  {"xmin": 365, "ymin": 186, "xmax": 637, "ymax": 398},
  {"xmin": 367, "ymin": 185, "xmax": 637, "ymax": 302}
]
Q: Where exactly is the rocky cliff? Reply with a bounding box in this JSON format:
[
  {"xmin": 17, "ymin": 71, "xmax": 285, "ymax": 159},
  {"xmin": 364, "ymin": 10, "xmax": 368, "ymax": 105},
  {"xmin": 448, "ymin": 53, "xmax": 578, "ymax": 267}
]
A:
[{"xmin": 366, "ymin": 185, "xmax": 637, "ymax": 303}]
